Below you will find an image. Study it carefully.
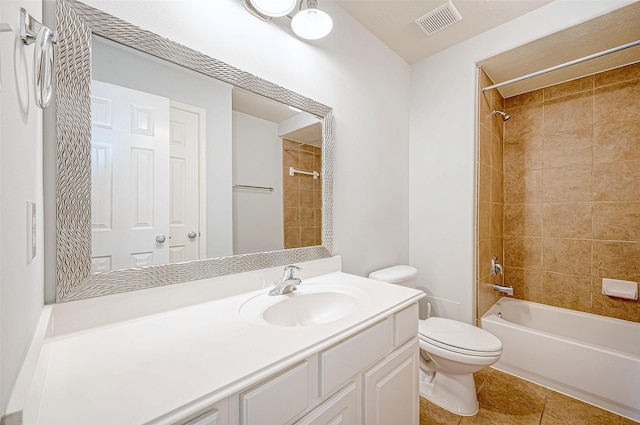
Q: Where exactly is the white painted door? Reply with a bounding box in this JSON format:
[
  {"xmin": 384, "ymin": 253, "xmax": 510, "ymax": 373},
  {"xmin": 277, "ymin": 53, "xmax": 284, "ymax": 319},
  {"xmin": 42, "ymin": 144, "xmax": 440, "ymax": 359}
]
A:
[
  {"xmin": 91, "ymin": 80, "xmax": 170, "ymax": 272},
  {"xmin": 363, "ymin": 341, "xmax": 419, "ymax": 425},
  {"xmin": 169, "ymin": 102, "xmax": 205, "ymax": 263}
]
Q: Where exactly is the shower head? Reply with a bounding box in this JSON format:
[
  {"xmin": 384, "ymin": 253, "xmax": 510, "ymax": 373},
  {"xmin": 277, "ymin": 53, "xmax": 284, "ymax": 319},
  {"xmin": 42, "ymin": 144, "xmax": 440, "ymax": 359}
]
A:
[{"xmin": 492, "ymin": 110, "xmax": 511, "ymax": 121}]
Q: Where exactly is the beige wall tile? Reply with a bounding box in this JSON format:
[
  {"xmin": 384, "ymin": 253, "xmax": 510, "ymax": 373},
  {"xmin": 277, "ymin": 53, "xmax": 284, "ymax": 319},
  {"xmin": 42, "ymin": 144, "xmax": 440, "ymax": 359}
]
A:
[
  {"xmin": 300, "ymin": 189, "xmax": 314, "ymax": 209},
  {"xmin": 503, "ymin": 138, "xmax": 543, "ymax": 172},
  {"xmin": 542, "ymin": 238, "xmax": 591, "ymax": 275},
  {"xmin": 594, "ymin": 79, "xmax": 640, "ymax": 125},
  {"xmin": 504, "ymin": 104, "xmax": 543, "ymax": 143},
  {"xmin": 542, "ymin": 203, "xmax": 592, "ymax": 239},
  {"xmin": 593, "ymin": 241, "xmax": 640, "ymax": 282},
  {"xmin": 504, "ymin": 236, "xmax": 541, "ymax": 270},
  {"xmin": 593, "ymin": 202, "xmax": 640, "ymax": 241},
  {"xmin": 543, "ymin": 75, "xmax": 593, "ymax": 101},
  {"xmin": 505, "ymin": 169, "xmax": 542, "ymax": 203},
  {"xmin": 284, "ymin": 207, "xmax": 299, "ymax": 228},
  {"xmin": 491, "ymin": 133, "xmax": 503, "ymax": 172},
  {"xmin": 542, "ymin": 164, "xmax": 592, "ymax": 203},
  {"xmin": 543, "ymin": 131, "xmax": 592, "ymax": 168},
  {"xmin": 299, "ymin": 174, "xmax": 315, "ymax": 190},
  {"xmin": 284, "ymin": 227, "xmax": 300, "ymax": 249},
  {"xmin": 490, "ymin": 169, "xmax": 504, "ymax": 203},
  {"xmin": 282, "ymin": 144, "xmax": 299, "ymax": 167},
  {"xmin": 491, "ymin": 103, "xmax": 505, "ymax": 141},
  {"xmin": 478, "ymin": 238, "xmax": 491, "ymax": 278},
  {"xmin": 505, "ymin": 267, "xmax": 542, "ymax": 302},
  {"xmin": 283, "ymin": 184, "xmax": 299, "ymax": 208},
  {"xmin": 485, "ymin": 63, "xmax": 640, "ymax": 322},
  {"xmin": 541, "ymin": 272, "xmax": 591, "ymax": 312},
  {"xmin": 479, "ymin": 202, "xmax": 491, "ymax": 241},
  {"xmin": 314, "ymin": 208, "xmax": 322, "ymax": 227},
  {"xmin": 491, "ymin": 203, "xmax": 503, "ymax": 239},
  {"xmin": 299, "ymin": 150, "xmax": 314, "ymax": 169},
  {"xmin": 595, "ymin": 61, "xmax": 640, "ymax": 87},
  {"xmin": 479, "ymin": 163, "xmax": 491, "ymax": 203},
  {"xmin": 544, "ymin": 91, "xmax": 593, "ymax": 136},
  {"xmin": 505, "ymin": 89, "xmax": 543, "ymax": 109},
  {"xmin": 300, "ymin": 208, "xmax": 315, "ymax": 227},
  {"xmin": 593, "ymin": 161, "xmax": 640, "ymax": 202},
  {"xmin": 479, "ymin": 124, "xmax": 492, "ymax": 165},
  {"xmin": 300, "ymin": 227, "xmax": 315, "ymax": 246},
  {"xmin": 593, "ymin": 121, "xmax": 640, "ymax": 163},
  {"xmin": 478, "ymin": 69, "xmax": 493, "ymax": 130},
  {"xmin": 504, "ymin": 203, "xmax": 542, "ymax": 236}
]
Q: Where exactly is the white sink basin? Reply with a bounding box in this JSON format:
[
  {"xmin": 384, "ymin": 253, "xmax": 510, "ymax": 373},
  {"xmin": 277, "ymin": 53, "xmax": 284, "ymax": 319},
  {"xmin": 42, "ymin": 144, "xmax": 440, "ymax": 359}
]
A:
[{"xmin": 240, "ymin": 284, "xmax": 361, "ymax": 327}]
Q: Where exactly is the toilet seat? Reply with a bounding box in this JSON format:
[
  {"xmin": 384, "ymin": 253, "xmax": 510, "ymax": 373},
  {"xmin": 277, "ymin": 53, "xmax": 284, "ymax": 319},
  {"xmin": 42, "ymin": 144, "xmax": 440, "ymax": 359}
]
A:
[{"xmin": 418, "ymin": 317, "xmax": 502, "ymax": 357}]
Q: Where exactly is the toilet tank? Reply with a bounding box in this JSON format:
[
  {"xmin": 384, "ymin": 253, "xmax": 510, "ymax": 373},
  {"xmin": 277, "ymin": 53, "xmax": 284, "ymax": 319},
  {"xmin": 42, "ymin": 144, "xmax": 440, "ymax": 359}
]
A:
[{"xmin": 368, "ymin": 265, "xmax": 417, "ymax": 288}]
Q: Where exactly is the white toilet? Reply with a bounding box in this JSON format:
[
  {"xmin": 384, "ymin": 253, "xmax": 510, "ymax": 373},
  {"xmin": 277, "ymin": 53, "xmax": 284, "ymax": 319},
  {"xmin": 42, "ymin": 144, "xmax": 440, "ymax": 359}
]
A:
[{"xmin": 369, "ymin": 265, "xmax": 502, "ymax": 416}]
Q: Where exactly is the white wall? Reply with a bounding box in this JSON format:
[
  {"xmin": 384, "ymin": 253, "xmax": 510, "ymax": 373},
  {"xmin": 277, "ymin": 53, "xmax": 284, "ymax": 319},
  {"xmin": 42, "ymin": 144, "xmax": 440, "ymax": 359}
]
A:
[
  {"xmin": 409, "ymin": 0, "xmax": 637, "ymax": 324},
  {"xmin": 79, "ymin": 0, "xmax": 413, "ymax": 277},
  {"xmin": 0, "ymin": 0, "xmax": 45, "ymax": 415},
  {"xmin": 232, "ymin": 111, "xmax": 283, "ymax": 254}
]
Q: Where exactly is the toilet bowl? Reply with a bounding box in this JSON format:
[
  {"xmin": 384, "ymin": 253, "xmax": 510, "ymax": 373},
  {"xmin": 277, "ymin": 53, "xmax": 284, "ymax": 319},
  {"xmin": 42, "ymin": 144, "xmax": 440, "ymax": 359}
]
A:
[{"xmin": 369, "ymin": 266, "xmax": 502, "ymax": 416}]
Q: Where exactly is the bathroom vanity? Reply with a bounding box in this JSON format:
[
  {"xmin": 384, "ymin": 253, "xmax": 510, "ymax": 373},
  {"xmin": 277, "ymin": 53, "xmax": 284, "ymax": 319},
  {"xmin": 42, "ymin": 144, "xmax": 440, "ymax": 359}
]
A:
[{"xmin": 5, "ymin": 257, "xmax": 424, "ymax": 425}]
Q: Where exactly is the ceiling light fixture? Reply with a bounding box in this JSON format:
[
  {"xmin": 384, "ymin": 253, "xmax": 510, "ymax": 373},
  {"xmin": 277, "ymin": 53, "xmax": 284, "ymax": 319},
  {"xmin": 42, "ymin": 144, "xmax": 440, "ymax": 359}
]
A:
[
  {"xmin": 242, "ymin": 0, "xmax": 333, "ymax": 40},
  {"xmin": 291, "ymin": 0, "xmax": 333, "ymax": 40},
  {"xmin": 246, "ymin": 0, "xmax": 297, "ymax": 18}
]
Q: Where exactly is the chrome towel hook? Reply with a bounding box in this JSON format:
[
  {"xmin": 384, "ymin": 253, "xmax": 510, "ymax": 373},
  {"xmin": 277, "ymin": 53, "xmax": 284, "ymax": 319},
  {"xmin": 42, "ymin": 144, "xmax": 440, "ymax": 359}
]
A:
[{"xmin": 20, "ymin": 8, "xmax": 57, "ymax": 108}]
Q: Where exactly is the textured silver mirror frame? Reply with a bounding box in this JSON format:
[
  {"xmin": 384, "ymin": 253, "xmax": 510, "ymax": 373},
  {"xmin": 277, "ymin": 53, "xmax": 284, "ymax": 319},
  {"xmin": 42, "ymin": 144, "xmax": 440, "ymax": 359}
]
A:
[{"xmin": 55, "ymin": 0, "xmax": 334, "ymax": 302}]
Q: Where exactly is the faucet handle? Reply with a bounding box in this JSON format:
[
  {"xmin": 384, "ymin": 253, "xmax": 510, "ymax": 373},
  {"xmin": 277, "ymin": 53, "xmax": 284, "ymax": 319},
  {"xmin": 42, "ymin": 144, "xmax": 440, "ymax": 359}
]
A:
[{"xmin": 282, "ymin": 265, "xmax": 302, "ymax": 280}]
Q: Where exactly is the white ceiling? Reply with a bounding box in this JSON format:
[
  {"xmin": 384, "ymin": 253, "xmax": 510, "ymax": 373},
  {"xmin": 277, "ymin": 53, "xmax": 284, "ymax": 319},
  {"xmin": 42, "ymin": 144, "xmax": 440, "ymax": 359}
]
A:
[
  {"xmin": 334, "ymin": 0, "xmax": 640, "ymax": 97},
  {"xmin": 334, "ymin": 0, "xmax": 554, "ymax": 64}
]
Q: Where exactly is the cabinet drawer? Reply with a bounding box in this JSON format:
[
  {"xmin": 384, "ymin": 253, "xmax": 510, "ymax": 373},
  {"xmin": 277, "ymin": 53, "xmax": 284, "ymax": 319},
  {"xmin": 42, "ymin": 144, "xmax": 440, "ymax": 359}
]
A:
[
  {"xmin": 319, "ymin": 319, "xmax": 392, "ymax": 397},
  {"xmin": 394, "ymin": 303, "xmax": 418, "ymax": 346},
  {"xmin": 241, "ymin": 361, "xmax": 309, "ymax": 425}
]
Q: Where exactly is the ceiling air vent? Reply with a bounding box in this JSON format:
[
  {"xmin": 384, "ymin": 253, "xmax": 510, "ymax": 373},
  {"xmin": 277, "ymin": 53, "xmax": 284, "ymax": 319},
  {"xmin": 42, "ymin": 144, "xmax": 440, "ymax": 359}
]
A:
[{"xmin": 415, "ymin": 0, "xmax": 462, "ymax": 36}]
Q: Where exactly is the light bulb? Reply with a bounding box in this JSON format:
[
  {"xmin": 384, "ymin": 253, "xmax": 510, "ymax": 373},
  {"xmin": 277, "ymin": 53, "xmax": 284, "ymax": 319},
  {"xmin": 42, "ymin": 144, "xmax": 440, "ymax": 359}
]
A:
[
  {"xmin": 249, "ymin": 0, "xmax": 297, "ymax": 18},
  {"xmin": 291, "ymin": 8, "xmax": 333, "ymax": 40}
]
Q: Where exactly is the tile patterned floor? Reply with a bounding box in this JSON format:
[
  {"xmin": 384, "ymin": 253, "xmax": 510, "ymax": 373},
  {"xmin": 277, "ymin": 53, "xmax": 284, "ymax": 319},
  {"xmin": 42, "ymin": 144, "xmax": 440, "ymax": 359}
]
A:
[{"xmin": 419, "ymin": 368, "xmax": 640, "ymax": 425}]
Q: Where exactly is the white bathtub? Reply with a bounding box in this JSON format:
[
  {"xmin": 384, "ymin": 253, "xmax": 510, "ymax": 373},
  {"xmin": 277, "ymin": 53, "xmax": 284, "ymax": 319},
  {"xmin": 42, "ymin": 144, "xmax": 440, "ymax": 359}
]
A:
[{"xmin": 481, "ymin": 297, "xmax": 640, "ymax": 421}]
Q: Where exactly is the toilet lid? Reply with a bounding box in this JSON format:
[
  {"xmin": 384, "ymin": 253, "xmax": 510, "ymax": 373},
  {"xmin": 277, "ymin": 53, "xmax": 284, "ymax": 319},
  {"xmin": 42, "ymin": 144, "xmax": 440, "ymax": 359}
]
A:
[{"xmin": 419, "ymin": 317, "xmax": 502, "ymax": 354}]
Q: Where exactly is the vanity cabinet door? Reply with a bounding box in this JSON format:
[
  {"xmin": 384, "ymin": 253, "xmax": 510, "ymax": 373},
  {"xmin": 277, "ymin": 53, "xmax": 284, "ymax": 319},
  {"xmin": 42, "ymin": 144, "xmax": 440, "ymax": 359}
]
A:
[
  {"xmin": 295, "ymin": 382, "xmax": 360, "ymax": 425},
  {"xmin": 363, "ymin": 340, "xmax": 419, "ymax": 425}
]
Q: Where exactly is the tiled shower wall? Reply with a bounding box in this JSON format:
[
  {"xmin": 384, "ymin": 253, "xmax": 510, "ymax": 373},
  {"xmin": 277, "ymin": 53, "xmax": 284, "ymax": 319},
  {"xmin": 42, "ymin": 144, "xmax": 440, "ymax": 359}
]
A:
[
  {"xmin": 283, "ymin": 140, "xmax": 322, "ymax": 249},
  {"xmin": 502, "ymin": 61, "xmax": 640, "ymax": 323},
  {"xmin": 476, "ymin": 69, "xmax": 505, "ymax": 321}
]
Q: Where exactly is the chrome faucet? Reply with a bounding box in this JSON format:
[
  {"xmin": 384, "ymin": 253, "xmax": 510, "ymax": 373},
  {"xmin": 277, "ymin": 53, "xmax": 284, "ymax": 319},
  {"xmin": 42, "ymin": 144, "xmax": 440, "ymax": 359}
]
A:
[
  {"xmin": 269, "ymin": 265, "xmax": 302, "ymax": 296},
  {"xmin": 491, "ymin": 256, "xmax": 503, "ymax": 276},
  {"xmin": 493, "ymin": 284, "xmax": 514, "ymax": 296}
]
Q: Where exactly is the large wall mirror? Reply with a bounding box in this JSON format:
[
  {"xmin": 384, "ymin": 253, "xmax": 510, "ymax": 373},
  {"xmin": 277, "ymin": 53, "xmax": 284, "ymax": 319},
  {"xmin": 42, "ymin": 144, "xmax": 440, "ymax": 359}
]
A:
[{"xmin": 55, "ymin": 0, "xmax": 334, "ymax": 302}]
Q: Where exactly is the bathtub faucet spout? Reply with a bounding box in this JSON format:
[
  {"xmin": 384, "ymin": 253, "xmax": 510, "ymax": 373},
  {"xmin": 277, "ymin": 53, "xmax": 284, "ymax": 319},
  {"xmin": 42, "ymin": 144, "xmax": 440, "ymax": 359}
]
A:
[{"xmin": 493, "ymin": 284, "xmax": 513, "ymax": 296}]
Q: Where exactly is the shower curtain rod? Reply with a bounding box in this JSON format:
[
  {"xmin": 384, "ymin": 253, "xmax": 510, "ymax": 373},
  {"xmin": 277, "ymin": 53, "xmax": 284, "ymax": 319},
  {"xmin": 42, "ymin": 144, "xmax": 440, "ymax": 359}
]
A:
[{"xmin": 482, "ymin": 39, "xmax": 640, "ymax": 92}]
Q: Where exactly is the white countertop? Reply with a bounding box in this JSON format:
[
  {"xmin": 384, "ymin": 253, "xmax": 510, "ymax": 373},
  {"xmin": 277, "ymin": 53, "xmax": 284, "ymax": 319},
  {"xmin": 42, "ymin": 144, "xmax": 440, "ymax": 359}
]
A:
[{"xmin": 19, "ymin": 266, "xmax": 422, "ymax": 425}]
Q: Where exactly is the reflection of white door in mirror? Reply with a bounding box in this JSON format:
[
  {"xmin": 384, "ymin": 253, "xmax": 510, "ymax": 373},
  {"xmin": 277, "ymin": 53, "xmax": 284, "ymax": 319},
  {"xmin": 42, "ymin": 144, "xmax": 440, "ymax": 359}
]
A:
[
  {"xmin": 91, "ymin": 80, "xmax": 171, "ymax": 272},
  {"xmin": 169, "ymin": 102, "xmax": 206, "ymax": 263}
]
